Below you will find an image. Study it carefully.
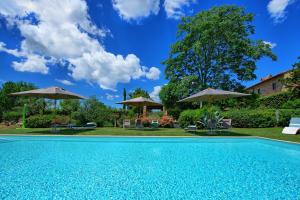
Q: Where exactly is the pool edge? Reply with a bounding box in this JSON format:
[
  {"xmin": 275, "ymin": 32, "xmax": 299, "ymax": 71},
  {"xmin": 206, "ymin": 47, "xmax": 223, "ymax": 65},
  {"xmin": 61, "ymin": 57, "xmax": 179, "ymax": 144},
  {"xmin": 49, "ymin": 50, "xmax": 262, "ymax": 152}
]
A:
[{"xmin": 0, "ymin": 134, "xmax": 299, "ymax": 145}]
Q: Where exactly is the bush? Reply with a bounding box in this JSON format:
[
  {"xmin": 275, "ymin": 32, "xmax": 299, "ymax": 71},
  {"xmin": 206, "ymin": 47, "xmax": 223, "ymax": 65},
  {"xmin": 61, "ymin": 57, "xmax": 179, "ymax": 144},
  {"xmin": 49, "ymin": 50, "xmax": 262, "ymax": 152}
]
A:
[
  {"xmin": 3, "ymin": 111, "xmax": 22, "ymax": 123},
  {"xmin": 257, "ymin": 92, "xmax": 293, "ymax": 109},
  {"xmin": 276, "ymin": 109, "xmax": 300, "ymax": 127},
  {"xmin": 159, "ymin": 115, "xmax": 174, "ymax": 128},
  {"xmin": 222, "ymin": 109, "xmax": 300, "ymax": 128},
  {"xmin": 52, "ymin": 115, "xmax": 70, "ymax": 125},
  {"xmin": 222, "ymin": 109, "xmax": 276, "ymax": 128},
  {"xmin": 178, "ymin": 107, "xmax": 219, "ymax": 128},
  {"xmin": 282, "ymin": 99, "xmax": 300, "ymax": 109},
  {"xmin": 26, "ymin": 115, "xmax": 53, "ymax": 128}
]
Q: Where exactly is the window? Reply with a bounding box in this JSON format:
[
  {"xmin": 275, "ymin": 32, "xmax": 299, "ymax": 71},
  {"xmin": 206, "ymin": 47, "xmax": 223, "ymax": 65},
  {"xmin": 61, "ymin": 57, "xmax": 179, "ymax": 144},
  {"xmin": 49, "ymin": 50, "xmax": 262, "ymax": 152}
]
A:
[
  {"xmin": 257, "ymin": 88, "xmax": 261, "ymax": 94},
  {"xmin": 272, "ymin": 82, "xmax": 277, "ymax": 90}
]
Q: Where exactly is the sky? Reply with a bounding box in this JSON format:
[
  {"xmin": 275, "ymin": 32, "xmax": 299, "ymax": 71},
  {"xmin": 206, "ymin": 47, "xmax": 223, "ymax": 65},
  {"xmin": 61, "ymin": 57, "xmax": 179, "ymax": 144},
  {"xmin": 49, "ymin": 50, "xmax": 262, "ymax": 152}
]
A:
[{"xmin": 0, "ymin": 0, "xmax": 299, "ymax": 107}]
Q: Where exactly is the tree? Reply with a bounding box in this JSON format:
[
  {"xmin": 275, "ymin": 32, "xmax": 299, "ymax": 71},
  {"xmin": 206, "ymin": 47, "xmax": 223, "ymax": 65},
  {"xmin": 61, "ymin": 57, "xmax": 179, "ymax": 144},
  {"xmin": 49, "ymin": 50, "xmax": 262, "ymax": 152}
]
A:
[
  {"xmin": 0, "ymin": 81, "xmax": 37, "ymax": 121},
  {"xmin": 281, "ymin": 56, "xmax": 300, "ymax": 97},
  {"xmin": 123, "ymin": 88, "xmax": 127, "ymax": 110},
  {"xmin": 162, "ymin": 5, "xmax": 276, "ymax": 106},
  {"xmin": 60, "ymin": 99, "xmax": 81, "ymax": 116},
  {"xmin": 129, "ymin": 88, "xmax": 150, "ymax": 99},
  {"xmin": 73, "ymin": 96, "xmax": 114, "ymax": 127}
]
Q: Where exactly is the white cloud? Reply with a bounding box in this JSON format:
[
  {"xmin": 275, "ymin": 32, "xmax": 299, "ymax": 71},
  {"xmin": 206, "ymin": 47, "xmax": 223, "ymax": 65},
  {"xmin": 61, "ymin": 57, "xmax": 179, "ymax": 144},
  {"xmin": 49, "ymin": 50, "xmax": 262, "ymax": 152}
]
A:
[
  {"xmin": 150, "ymin": 85, "xmax": 162, "ymax": 102},
  {"xmin": 164, "ymin": 0, "xmax": 195, "ymax": 19},
  {"xmin": 112, "ymin": 0, "xmax": 160, "ymax": 21},
  {"xmin": 55, "ymin": 79, "xmax": 75, "ymax": 86},
  {"xmin": 105, "ymin": 93, "xmax": 120, "ymax": 100},
  {"xmin": 146, "ymin": 67, "xmax": 161, "ymax": 80},
  {"xmin": 263, "ymin": 41, "xmax": 277, "ymax": 48},
  {"xmin": 267, "ymin": 0, "xmax": 294, "ymax": 23},
  {"xmin": 0, "ymin": 0, "xmax": 160, "ymax": 90},
  {"xmin": 12, "ymin": 54, "xmax": 49, "ymax": 74}
]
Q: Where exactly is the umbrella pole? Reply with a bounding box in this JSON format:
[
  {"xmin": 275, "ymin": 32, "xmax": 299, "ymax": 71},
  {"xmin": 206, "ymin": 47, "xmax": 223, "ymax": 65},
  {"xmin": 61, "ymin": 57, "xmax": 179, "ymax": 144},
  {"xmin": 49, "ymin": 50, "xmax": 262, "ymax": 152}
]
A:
[
  {"xmin": 22, "ymin": 103, "xmax": 27, "ymax": 129},
  {"xmin": 54, "ymin": 99, "xmax": 57, "ymax": 133}
]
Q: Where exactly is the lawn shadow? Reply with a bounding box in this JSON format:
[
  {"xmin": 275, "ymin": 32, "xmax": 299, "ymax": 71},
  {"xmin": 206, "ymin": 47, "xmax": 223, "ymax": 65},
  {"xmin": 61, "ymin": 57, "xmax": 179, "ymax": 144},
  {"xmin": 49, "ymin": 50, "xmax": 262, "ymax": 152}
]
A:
[
  {"xmin": 192, "ymin": 130, "xmax": 251, "ymax": 137},
  {"xmin": 28, "ymin": 128, "xmax": 93, "ymax": 135},
  {"xmin": 126, "ymin": 128, "xmax": 161, "ymax": 131}
]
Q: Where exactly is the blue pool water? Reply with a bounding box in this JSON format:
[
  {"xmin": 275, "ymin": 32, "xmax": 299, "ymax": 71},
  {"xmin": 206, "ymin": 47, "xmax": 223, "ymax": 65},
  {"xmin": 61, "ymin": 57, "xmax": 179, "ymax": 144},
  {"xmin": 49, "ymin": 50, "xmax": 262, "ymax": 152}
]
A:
[{"xmin": 0, "ymin": 136, "xmax": 300, "ymax": 199}]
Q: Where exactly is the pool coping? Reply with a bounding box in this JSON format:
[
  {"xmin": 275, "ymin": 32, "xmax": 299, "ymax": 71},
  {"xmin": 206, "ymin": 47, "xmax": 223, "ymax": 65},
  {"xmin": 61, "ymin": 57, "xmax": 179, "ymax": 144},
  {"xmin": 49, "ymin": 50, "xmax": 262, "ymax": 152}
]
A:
[{"xmin": 1, "ymin": 134, "xmax": 299, "ymax": 145}]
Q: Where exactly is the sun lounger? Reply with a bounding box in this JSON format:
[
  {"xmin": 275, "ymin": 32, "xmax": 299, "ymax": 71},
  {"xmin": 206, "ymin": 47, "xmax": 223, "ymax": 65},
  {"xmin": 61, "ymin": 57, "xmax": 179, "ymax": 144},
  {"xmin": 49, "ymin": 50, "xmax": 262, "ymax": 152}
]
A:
[
  {"xmin": 221, "ymin": 119, "xmax": 232, "ymax": 129},
  {"xmin": 71, "ymin": 122, "xmax": 97, "ymax": 130},
  {"xmin": 151, "ymin": 120, "xmax": 159, "ymax": 128},
  {"xmin": 123, "ymin": 119, "xmax": 131, "ymax": 128},
  {"xmin": 185, "ymin": 125, "xmax": 197, "ymax": 132},
  {"xmin": 282, "ymin": 118, "xmax": 300, "ymax": 135}
]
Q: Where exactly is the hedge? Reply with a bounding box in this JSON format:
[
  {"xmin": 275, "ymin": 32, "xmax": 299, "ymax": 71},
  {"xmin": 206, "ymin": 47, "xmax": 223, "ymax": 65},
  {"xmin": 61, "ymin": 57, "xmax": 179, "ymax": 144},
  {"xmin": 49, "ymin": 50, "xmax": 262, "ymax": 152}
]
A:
[
  {"xmin": 3, "ymin": 111, "xmax": 22, "ymax": 123},
  {"xmin": 26, "ymin": 115, "xmax": 53, "ymax": 128},
  {"xmin": 257, "ymin": 92, "xmax": 294, "ymax": 109},
  {"xmin": 223, "ymin": 109, "xmax": 300, "ymax": 128}
]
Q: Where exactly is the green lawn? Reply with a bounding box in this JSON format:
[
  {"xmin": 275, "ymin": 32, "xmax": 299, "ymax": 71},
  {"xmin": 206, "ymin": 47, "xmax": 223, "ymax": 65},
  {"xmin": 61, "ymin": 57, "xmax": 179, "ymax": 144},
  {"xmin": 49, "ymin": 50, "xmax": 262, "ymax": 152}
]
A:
[{"xmin": 0, "ymin": 127, "xmax": 299, "ymax": 143}]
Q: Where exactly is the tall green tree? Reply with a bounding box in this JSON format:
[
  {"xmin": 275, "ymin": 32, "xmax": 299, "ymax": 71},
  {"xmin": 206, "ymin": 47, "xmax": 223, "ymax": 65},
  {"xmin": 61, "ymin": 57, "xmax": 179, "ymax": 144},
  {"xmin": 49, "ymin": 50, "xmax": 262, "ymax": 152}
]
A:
[
  {"xmin": 60, "ymin": 99, "xmax": 81, "ymax": 116},
  {"xmin": 161, "ymin": 5, "xmax": 276, "ymax": 108},
  {"xmin": 0, "ymin": 81, "xmax": 36, "ymax": 112},
  {"xmin": 281, "ymin": 56, "xmax": 300, "ymax": 97},
  {"xmin": 73, "ymin": 96, "xmax": 114, "ymax": 127},
  {"xmin": 129, "ymin": 88, "xmax": 150, "ymax": 99},
  {"xmin": 123, "ymin": 88, "xmax": 127, "ymax": 110}
]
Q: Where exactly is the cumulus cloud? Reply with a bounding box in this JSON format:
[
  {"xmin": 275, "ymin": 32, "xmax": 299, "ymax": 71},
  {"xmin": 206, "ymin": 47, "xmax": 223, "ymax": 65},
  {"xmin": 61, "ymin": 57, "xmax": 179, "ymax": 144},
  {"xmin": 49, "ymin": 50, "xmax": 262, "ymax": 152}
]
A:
[
  {"xmin": 150, "ymin": 85, "xmax": 162, "ymax": 102},
  {"xmin": 145, "ymin": 67, "xmax": 161, "ymax": 80},
  {"xmin": 0, "ymin": 0, "xmax": 160, "ymax": 90},
  {"xmin": 55, "ymin": 79, "xmax": 75, "ymax": 86},
  {"xmin": 267, "ymin": 0, "xmax": 294, "ymax": 23},
  {"xmin": 164, "ymin": 0, "xmax": 195, "ymax": 19},
  {"xmin": 12, "ymin": 54, "xmax": 49, "ymax": 74},
  {"xmin": 105, "ymin": 93, "xmax": 120, "ymax": 100},
  {"xmin": 112, "ymin": 0, "xmax": 160, "ymax": 21},
  {"xmin": 263, "ymin": 41, "xmax": 277, "ymax": 48}
]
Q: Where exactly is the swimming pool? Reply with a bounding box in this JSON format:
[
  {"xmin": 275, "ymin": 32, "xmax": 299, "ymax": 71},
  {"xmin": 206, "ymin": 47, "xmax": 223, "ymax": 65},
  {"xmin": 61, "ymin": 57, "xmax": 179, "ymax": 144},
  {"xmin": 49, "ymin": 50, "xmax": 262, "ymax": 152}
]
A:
[{"xmin": 0, "ymin": 136, "xmax": 299, "ymax": 199}]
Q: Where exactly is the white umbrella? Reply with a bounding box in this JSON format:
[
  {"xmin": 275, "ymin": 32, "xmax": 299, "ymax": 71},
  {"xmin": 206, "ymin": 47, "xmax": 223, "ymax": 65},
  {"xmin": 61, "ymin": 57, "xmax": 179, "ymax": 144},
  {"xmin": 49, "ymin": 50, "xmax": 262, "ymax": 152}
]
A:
[{"xmin": 178, "ymin": 88, "xmax": 250, "ymax": 103}]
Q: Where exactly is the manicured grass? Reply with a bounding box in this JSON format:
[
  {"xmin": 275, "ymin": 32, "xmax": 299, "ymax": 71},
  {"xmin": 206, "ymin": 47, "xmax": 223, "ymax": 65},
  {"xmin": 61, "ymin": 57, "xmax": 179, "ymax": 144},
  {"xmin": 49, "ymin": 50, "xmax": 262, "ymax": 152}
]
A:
[{"xmin": 0, "ymin": 126, "xmax": 299, "ymax": 143}]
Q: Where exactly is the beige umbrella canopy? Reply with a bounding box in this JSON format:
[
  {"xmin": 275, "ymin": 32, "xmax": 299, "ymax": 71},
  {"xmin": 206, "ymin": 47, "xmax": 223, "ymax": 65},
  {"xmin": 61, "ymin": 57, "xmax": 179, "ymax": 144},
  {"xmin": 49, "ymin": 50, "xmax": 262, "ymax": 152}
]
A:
[
  {"xmin": 178, "ymin": 88, "xmax": 250, "ymax": 103},
  {"xmin": 10, "ymin": 86, "xmax": 86, "ymax": 100},
  {"xmin": 117, "ymin": 97, "xmax": 163, "ymax": 116},
  {"xmin": 117, "ymin": 97, "xmax": 162, "ymax": 107}
]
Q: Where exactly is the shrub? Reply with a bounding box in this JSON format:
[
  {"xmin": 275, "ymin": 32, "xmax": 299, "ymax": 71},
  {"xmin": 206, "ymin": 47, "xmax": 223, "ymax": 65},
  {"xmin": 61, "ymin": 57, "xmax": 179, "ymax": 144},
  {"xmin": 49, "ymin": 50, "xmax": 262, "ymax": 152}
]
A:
[
  {"xmin": 222, "ymin": 109, "xmax": 276, "ymax": 128},
  {"xmin": 257, "ymin": 92, "xmax": 293, "ymax": 109},
  {"xmin": 26, "ymin": 115, "xmax": 53, "ymax": 128},
  {"xmin": 222, "ymin": 109, "xmax": 300, "ymax": 128},
  {"xmin": 178, "ymin": 107, "xmax": 219, "ymax": 128},
  {"xmin": 282, "ymin": 99, "xmax": 300, "ymax": 109},
  {"xmin": 52, "ymin": 115, "xmax": 70, "ymax": 125},
  {"xmin": 159, "ymin": 115, "xmax": 174, "ymax": 128},
  {"xmin": 3, "ymin": 111, "xmax": 22, "ymax": 123},
  {"xmin": 276, "ymin": 109, "xmax": 300, "ymax": 127},
  {"xmin": 140, "ymin": 116, "xmax": 151, "ymax": 127}
]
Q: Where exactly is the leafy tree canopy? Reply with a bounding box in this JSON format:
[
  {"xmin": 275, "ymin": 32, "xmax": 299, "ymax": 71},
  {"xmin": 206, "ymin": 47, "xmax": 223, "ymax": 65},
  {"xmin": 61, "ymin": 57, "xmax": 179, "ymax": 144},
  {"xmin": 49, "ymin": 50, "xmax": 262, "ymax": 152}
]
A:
[
  {"xmin": 0, "ymin": 81, "xmax": 36, "ymax": 112},
  {"xmin": 281, "ymin": 56, "xmax": 300, "ymax": 97},
  {"xmin": 161, "ymin": 5, "xmax": 276, "ymax": 108},
  {"xmin": 129, "ymin": 88, "xmax": 150, "ymax": 99}
]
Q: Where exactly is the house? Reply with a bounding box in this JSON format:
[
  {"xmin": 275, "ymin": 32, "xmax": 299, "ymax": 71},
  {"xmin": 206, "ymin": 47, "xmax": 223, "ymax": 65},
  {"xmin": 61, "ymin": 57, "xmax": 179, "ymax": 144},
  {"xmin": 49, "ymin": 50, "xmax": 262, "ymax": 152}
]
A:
[{"xmin": 246, "ymin": 70, "xmax": 291, "ymax": 96}]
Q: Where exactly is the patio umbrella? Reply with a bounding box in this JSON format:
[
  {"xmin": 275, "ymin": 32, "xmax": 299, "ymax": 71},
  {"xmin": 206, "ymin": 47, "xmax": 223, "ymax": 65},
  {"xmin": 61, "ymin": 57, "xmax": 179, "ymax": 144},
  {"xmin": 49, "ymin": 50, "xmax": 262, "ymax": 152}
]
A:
[
  {"xmin": 10, "ymin": 86, "xmax": 86, "ymax": 130},
  {"xmin": 116, "ymin": 97, "xmax": 163, "ymax": 116},
  {"xmin": 178, "ymin": 88, "xmax": 250, "ymax": 133},
  {"xmin": 178, "ymin": 88, "xmax": 250, "ymax": 103}
]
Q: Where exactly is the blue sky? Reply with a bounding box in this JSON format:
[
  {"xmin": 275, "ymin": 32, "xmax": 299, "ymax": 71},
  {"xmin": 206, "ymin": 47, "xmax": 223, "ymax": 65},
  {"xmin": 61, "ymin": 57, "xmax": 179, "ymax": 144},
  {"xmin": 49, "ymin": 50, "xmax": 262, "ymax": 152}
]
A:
[{"xmin": 0, "ymin": 0, "xmax": 299, "ymax": 107}]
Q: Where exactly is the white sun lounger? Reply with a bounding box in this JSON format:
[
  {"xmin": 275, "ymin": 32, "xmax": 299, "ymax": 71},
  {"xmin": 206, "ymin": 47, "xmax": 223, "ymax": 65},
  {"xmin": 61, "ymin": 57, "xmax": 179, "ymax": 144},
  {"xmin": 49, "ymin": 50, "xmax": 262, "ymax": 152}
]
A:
[{"xmin": 282, "ymin": 118, "xmax": 300, "ymax": 135}]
